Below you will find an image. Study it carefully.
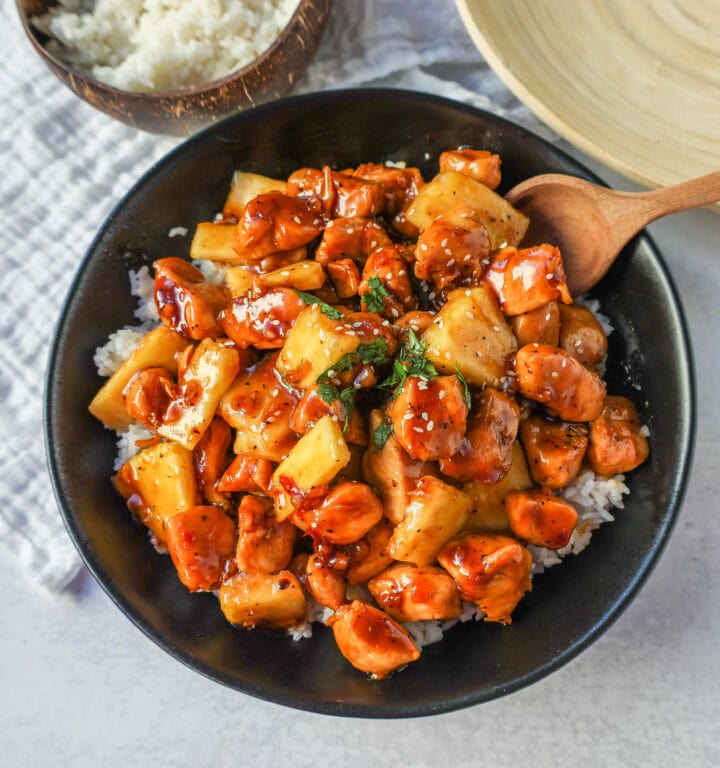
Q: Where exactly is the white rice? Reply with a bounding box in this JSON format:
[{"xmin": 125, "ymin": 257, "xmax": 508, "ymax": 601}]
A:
[{"xmin": 34, "ymin": 0, "xmax": 301, "ymax": 92}]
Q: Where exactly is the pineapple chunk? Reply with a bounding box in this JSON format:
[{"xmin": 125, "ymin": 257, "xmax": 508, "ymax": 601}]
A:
[
  {"xmin": 261, "ymin": 260, "xmax": 326, "ymax": 291},
  {"xmin": 89, "ymin": 326, "xmax": 188, "ymax": 432},
  {"xmin": 223, "ymin": 171, "xmax": 288, "ymax": 220},
  {"xmin": 219, "ymin": 571, "xmax": 306, "ymax": 629},
  {"xmin": 224, "ymin": 265, "xmax": 259, "ymax": 298},
  {"xmin": 272, "ymin": 415, "xmax": 351, "ymax": 520},
  {"xmin": 422, "ymin": 285, "xmax": 517, "ymax": 388},
  {"xmin": 404, "ymin": 170, "xmax": 528, "ymax": 248},
  {"xmin": 189, "ymin": 222, "xmax": 237, "ymax": 263},
  {"xmin": 157, "ymin": 338, "xmax": 240, "ymax": 450},
  {"xmin": 388, "ymin": 476, "xmax": 472, "ymax": 565},
  {"xmin": 115, "ymin": 442, "xmax": 197, "ymax": 545},
  {"xmin": 462, "ymin": 441, "xmax": 532, "ymax": 532},
  {"xmin": 276, "ymin": 305, "xmax": 361, "ymax": 389},
  {"xmin": 219, "ymin": 355, "xmax": 299, "ymax": 463}
]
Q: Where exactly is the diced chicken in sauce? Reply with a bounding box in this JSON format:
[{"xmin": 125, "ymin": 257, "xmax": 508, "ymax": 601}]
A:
[{"xmin": 91, "ymin": 148, "xmax": 649, "ymax": 680}]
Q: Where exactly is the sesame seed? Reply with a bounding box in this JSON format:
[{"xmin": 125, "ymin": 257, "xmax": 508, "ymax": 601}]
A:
[
  {"xmin": 403, "ymin": 413, "xmax": 414, "ymax": 421},
  {"xmin": 293, "ymin": 216, "xmax": 302, "ymax": 224},
  {"xmin": 428, "ymin": 292, "xmax": 436, "ymax": 300},
  {"xmin": 372, "ymin": 328, "xmax": 380, "ymax": 335},
  {"xmin": 346, "ymin": 228, "xmax": 355, "ymax": 235},
  {"xmin": 493, "ymin": 326, "xmax": 501, "ymax": 332},
  {"xmin": 426, "ymin": 420, "xmax": 434, "ymax": 430},
  {"xmin": 417, "ymin": 379, "xmax": 428, "ymax": 390},
  {"xmin": 551, "ymin": 371, "xmax": 559, "ymax": 378},
  {"xmin": 546, "ymin": 273, "xmax": 554, "ymax": 280},
  {"xmin": 545, "ymin": 313, "xmax": 551, "ymax": 321},
  {"xmin": 271, "ymin": 388, "xmax": 279, "ymax": 396},
  {"xmin": 281, "ymin": 271, "xmax": 290, "ymax": 277},
  {"xmin": 561, "ymin": 359, "xmax": 567, "ymax": 368},
  {"xmin": 413, "ymin": 426, "xmax": 424, "ymax": 433},
  {"xmin": 464, "ymin": 289, "xmax": 472, "ymax": 296},
  {"xmin": 386, "ymin": 272, "xmax": 393, "ymax": 280},
  {"xmin": 420, "ymin": 243, "xmax": 429, "ymax": 251},
  {"xmin": 465, "ymin": 310, "xmax": 474, "ymax": 320},
  {"xmin": 390, "ymin": 308, "xmax": 400, "ymax": 318},
  {"xmin": 445, "ymin": 352, "xmax": 452, "ymax": 360},
  {"xmin": 474, "ymin": 351, "xmax": 482, "ymax": 358},
  {"xmin": 441, "ymin": 238, "xmax": 448, "ymax": 247},
  {"xmin": 370, "ymin": 240, "xmax": 378, "ymax": 249},
  {"xmin": 398, "ymin": 269, "xmax": 406, "ymax": 276},
  {"xmin": 446, "ymin": 257, "xmax": 455, "ymax": 265},
  {"xmin": 574, "ymin": 339, "xmax": 582, "ymax": 347},
  {"xmin": 463, "ymin": 254, "xmax": 472, "ymax": 262}
]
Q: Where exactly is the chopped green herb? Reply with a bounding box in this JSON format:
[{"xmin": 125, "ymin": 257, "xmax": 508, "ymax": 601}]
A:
[
  {"xmin": 317, "ymin": 382, "xmax": 341, "ymax": 405},
  {"xmin": 454, "ymin": 364, "xmax": 472, "ymax": 410},
  {"xmin": 317, "ymin": 338, "xmax": 390, "ymax": 384},
  {"xmin": 339, "ymin": 387, "xmax": 357, "ymax": 432},
  {"xmin": 362, "ymin": 276, "xmax": 390, "ymax": 313},
  {"xmin": 381, "ymin": 328, "xmax": 438, "ymax": 393},
  {"xmin": 372, "ymin": 419, "xmax": 394, "ymax": 451},
  {"xmin": 296, "ymin": 291, "xmax": 343, "ymax": 320}
]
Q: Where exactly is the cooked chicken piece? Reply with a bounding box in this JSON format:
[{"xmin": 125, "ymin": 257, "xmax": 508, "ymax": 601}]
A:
[
  {"xmin": 368, "ymin": 563, "xmax": 462, "ymax": 622},
  {"xmin": 233, "ymin": 192, "xmax": 325, "ymax": 260},
  {"xmin": 219, "ymin": 288, "xmax": 306, "ymax": 350},
  {"xmin": 235, "ymin": 495, "xmax": 296, "ymax": 574},
  {"xmin": 288, "ymin": 166, "xmax": 384, "ymax": 219},
  {"xmin": 314, "ymin": 217, "xmax": 392, "ymax": 266},
  {"xmin": 440, "ymin": 388, "xmax": 520, "ymax": 483},
  {"xmin": 344, "ymin": 518, "xmax": 395, "ymax": 585},
  {"xmin": 587, "ymin": 396, "xmax": 649, "ymax": 476},
  {"xmin": 558, "ymin": 304, "xmax": 608, "ymax": 368},
  {"xmin": 154, "ymin": 257, "xmax": 230, "ymax": 340},
  {"xmin": 362, "ymin": 409, "xmax": 435, "ymax": 525},
  {"xmin": 329, "ymin": 600, "xmax": 420, "ymax": 679},
  {"xmin": 193, "ymin": 417, "xmax": 231, "ymax": 507},
  {"xmin": 438, "ymin": 149, "xmax": 501, "ymax": 189},
  {"xmin": 164, "ymin": 505, "xmax": 237, "ymax": 592},
  {"xmin": 437, "ymin": 533, "xmax": 532, "ymax": 624},
  {"xmin": 216, "ymin": 453, "xmax": 274, "ymax": 494},
  {"xmin": 353, "ymin": 162, "xmax": 424, "ymax": 216},
  {"xmin": 505, "ymin": 489, "xmax": 579, "ymax": 550},
  {"xmin": 358, "ymin": 245, "xmax": 417, "ymax": 319},
  {"xmin": 520, "ymin": 413, "xmax": 588, "ymax": 488},
  {"xmin": 292, "ymin": 481, "xmax": 383, "ymax": 545},
  {"xmin": 483, "ymin": 244, "xmax": 572, "ymax": 316},
  {"xmin": 306, "ymin": 551, "xmax": 348, "ymax": 610},
  {"xmin": 510, "ymin": 301, "xmax": 560, "ymax": 347},
  {"xmin": 515, "ymin": 343, "xmax": 606, "ymax": 422},
  {"xmin": 388, "ymin": 375, "xmax": 468, "ymax": 461}
]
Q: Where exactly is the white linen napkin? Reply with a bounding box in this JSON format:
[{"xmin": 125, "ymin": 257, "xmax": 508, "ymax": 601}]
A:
[{"xmin": 0, "ymin": 0, "xmax": 546, "ymax": 591}]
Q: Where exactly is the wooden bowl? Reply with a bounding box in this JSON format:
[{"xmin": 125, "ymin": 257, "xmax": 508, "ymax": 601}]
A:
[{"xmin": 16, "ymin": 0, "xmax": 332, "ymax": 135}]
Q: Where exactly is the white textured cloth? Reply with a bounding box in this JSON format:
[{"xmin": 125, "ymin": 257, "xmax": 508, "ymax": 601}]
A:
[{"xmin": 0, "ymin": 0, "xmax": 546, "ymax": 591}]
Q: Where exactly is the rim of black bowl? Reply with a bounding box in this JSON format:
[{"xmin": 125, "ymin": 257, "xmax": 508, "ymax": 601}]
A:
[{"xmin": 44, "ymin": 88, "xmax": 696, "ymax": 718}]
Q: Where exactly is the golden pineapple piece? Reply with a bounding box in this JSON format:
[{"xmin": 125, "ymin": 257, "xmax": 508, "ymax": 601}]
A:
[
  {"xmin": 219, "ymin": 571, "xmax": 306, "ymax": 629},
  {"xmin": 157, "ymin": 338, "xmax": 240, "ymax": 450},
  {"xmin": 260, "ymin": 260, "xmax": 326, "ymax": 291},
  {"xmin": 422, "ymin": 285, "xmax": 517, "ymax": 388},
  {"xmin": 223, "ymin": 171, "xmax": 288, "ymax": 219},
  {"xmin": 403, "ymin": 170, "xmax": 529, "ymax": 247},
  {"xmin": 189, "ymin": 222, "xmax": 237, "ymax": 263},
  {"xmin": 224, "ymin": 265, "xmax": 259, "ymax": 298},
  {"xmin": 462, "ymin": 441, "xmax": 532, "ymax": 532},
  {"xmin": 115, "ymin": 442, "xmax": 197, "ymax": 545},
  {"xmin": 272, "ymin": 415, "xmax": 352, "ymax": 520},
  {"xmin": 89, "ymin": 326, "xmax": 188, "ymax": 432},
  {"xmin": 276, "ymin": 305, "xmax": 361, "ymax": 389},
  {"xmin": 388, "ymin": 475, "xmax": 472, "ymax": 565}
]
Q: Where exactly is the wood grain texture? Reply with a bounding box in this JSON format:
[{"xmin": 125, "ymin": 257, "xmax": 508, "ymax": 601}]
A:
[{"xmin": 455, "ymin": 0, "xmax": 720, "ymax": 189}]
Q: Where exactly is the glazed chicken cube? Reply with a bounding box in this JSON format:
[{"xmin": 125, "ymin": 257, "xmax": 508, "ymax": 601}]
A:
[
  {"xmin": 235, "ymin": 495, "xmax": 296, "ymax": 574},
  {"xmin": 388, "ymin": 375, "xmax": 468, "ymax": 461},
  {"xmin": 440, "ymin": 388, "xmax": 520, "ymax": 483},
  {"xmin": 520, "ymin": 413, "xmax": 588, "ymax": 489},
  {"xmin": 558, "ymin": 304, "xmax": 608, "ymax": 368},
  {"xmin": 505, "ymin": 489, "xmax": 579, "ymax": 550},
  {"xmin": 483, "ymin": 244, "xmax": 572, "ymax": 317},
  {"xmin": 165, "ymin": 505, "xmax": 237, "ymax": 592},
  {"xmin": 368, "ymin": 563, "xmax": 462, "ymax": 622},
  {"xmin": 437, "ymin": 533, "xmax": 532, "ymax": 624},
  {"xmin": 515, "ymin": 343, "xmax": 606, "ymax": 422},
  {"xmin": 329, "ymin": 601, "xmax": 420, "ymax": 679},
  {"xmin": 587, "ymin": 396, "xmax": 649, "ymax": 476},
  {"xmin": 438, "ymin": 148, "xmax": 502, "ymax": 189}
]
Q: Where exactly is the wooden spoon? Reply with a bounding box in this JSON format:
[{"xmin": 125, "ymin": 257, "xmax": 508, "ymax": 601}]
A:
[{"xmin": 505, "ymin": 170, "xmax": 720, "ymax": 296}]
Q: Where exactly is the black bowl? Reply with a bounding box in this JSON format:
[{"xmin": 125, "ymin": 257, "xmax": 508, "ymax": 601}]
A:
[{"xmin": 45, "ymin": 89, "xmax": 695, "ymax": 717}]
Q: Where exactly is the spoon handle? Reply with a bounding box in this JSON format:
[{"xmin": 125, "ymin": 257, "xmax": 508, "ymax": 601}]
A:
[
  {"xmin": 636, "ymin": 169, "xmax": 720, "ymax": 218},
  {"xmin": 604, "ymin": 169, "xmax": 720, "ymax": 256}
]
